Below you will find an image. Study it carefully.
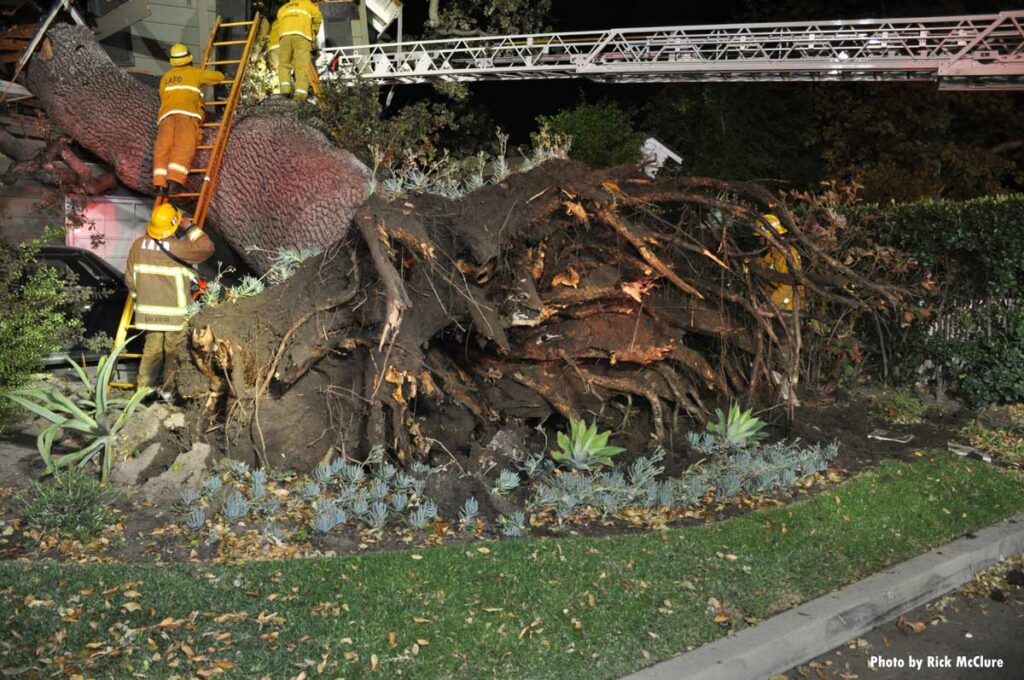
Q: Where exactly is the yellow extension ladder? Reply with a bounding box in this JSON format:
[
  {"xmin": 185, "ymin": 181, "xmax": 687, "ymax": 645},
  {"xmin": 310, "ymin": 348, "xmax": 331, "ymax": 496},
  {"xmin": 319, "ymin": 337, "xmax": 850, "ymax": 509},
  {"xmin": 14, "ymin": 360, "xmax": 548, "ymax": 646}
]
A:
[{"xmin": 110, "ymin": 15, "xmax": 261, "ymax": 389}]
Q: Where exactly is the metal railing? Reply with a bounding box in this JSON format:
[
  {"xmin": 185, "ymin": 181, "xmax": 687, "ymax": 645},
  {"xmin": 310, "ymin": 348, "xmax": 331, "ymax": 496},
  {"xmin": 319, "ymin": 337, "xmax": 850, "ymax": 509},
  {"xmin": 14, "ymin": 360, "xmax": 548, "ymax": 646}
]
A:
[{"xmin": 316, "ymin": 11, "xmax": 1024, "ymax": 88}]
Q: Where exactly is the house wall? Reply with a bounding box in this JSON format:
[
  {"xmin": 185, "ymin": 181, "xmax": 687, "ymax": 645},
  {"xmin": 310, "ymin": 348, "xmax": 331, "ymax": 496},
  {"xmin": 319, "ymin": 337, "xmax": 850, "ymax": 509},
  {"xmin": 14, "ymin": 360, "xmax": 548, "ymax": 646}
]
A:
[{"xmin": 128, "ymin": 0, "xmax": 217, "ymax": 76}]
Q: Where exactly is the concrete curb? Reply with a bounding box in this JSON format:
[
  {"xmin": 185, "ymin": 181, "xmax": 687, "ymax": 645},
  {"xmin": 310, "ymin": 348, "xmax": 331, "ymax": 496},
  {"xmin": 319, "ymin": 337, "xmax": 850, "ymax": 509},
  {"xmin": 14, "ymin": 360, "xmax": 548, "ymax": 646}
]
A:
[{"xmin": 625, "ymin": 513, "xmax": 1024, "ymax": 680}]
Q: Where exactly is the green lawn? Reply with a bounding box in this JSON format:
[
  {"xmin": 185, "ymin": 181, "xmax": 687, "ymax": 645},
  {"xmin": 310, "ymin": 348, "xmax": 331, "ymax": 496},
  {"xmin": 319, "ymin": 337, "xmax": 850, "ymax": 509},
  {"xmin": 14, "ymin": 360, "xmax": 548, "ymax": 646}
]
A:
[{"xmin": 2, "ymin": 454, "xmax": 1023, "ymax": 679}]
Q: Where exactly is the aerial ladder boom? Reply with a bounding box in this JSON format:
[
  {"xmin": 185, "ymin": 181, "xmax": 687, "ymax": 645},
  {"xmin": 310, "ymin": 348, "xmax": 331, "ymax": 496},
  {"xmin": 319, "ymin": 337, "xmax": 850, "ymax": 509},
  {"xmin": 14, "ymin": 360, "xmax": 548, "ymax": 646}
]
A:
[{"xmin": 317, "ymin": 11, "xmax": 1024, "ymax": 90}]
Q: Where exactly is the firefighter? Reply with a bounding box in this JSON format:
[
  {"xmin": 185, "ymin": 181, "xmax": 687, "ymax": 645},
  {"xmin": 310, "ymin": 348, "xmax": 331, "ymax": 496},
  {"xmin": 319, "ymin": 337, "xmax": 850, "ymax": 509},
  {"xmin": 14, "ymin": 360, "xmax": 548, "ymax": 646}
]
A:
[
  {"xmin": 152, "ymin": 43, "xmax": 226, "ymax": 195},
  {"xmin": 124, "ymin": 203, "xmax": 215, "ymax": 397},
  {"xmin": 267, "ymin": 18, "xmax": 281, "ymax": 92},
  {"xmin": 758, "ymin": 213, "xmax": 805, "ymax": 312},
  {"xmin": 276, "ymin": 0, "xmax": 322, "ymax": 102}
]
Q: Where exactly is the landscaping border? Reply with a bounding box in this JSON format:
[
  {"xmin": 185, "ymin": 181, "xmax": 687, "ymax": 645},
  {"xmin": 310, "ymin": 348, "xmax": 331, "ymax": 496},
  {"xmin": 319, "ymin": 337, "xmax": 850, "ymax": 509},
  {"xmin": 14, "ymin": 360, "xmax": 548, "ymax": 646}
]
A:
[{"xmin": 626, "ymin": 513, "xmax": 1024, "ymax": 680}]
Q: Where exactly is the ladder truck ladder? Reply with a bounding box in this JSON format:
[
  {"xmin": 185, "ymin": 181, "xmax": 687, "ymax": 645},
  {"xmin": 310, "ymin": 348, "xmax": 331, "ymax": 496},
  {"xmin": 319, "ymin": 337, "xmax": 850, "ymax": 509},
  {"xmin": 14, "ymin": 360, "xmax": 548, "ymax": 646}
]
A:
[
  {"xmin": 317, "ymin": 11, "xmax": 1024, "ymax": 90},
  {"xmin": 110, "ymin": 14, "xmax": 261, "ymax": 390}
]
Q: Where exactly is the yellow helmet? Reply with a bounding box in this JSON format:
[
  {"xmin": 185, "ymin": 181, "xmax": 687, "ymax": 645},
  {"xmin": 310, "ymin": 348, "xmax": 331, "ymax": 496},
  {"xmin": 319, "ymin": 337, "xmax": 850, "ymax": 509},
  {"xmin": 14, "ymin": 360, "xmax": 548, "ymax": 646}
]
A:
[
  {"xmin": 760, "ymin": 213, "xmax": 787, "ymax": 235},
  {"xmin": 169, "ymin": 43, "xmax": 192, "ymax": 66},
  {"xmin": 148, "ymin": 203, "xmax": 182, "ymax": 240}
]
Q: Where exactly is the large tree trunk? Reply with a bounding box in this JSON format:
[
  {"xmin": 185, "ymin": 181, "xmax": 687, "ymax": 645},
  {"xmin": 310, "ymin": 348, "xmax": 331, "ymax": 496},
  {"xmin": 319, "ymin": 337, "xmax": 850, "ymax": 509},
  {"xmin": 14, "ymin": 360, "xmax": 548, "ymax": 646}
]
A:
[{"xmin": 24, "ymin": 24, "xmax": 368, "ymax": 272}]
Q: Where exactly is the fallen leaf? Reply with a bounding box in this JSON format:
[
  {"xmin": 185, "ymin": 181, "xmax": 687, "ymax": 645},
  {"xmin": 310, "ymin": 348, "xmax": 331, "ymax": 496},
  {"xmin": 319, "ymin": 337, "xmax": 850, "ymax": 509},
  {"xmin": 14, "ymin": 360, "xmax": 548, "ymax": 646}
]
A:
[
  {"xmin": 897, "ymin": 615, "xmax": 926, "ymax": 634},
  {"xmin": 413, "ymin": 616, "xmax": 431, "ymax": 624},
  {"xmin": 371, "ymin": 654, "xmax": 379, "ymax": 671},
  {"xmin": 388, "ymin": 631, "xmax": 397, "ymax": 648},
  {"xmin": 122, "ymin": 602, "xmax": 142, "ymax": 612}
]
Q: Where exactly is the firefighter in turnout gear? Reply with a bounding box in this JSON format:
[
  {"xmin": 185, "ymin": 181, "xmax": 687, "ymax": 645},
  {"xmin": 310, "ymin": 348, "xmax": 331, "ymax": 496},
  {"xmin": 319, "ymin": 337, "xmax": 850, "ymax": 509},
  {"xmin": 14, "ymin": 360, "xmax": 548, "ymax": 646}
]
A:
[
  {"xmin": 758, "ymin": 213, "xmax": 805, "ymax": 312},
  {"xmin": 257, "ymin": 17, "xmax": 282, "ymax": 93},
  {"xmin": 152, "ymin": 43, "xmax": 226, "ymax": 194},
  {"xmin": 125, "ymin": 203, "xmax": 214, "ymax": 395},
  {"xmin": 276, "ymin": 0, "xmax": 322, "ymax": 102}
]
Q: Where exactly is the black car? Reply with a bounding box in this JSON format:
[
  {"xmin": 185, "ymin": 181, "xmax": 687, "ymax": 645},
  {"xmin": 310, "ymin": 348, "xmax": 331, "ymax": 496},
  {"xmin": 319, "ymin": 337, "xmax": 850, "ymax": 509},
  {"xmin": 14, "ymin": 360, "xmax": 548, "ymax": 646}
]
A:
[{"xmin": 34, "ymin": 246, "xmax": 142, "ymax": 367}]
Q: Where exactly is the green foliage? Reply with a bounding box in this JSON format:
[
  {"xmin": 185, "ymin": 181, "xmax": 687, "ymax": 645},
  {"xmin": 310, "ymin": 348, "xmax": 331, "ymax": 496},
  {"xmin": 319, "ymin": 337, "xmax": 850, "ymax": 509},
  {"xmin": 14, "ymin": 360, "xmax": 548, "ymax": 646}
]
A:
[
  {"xmin": 552, "ymin": 418, "xmax": 625, "ymax": 471},
  {"xmin": 315, "ymin": 79, "xmax": 456, "ymax": 169},
  {"xmin": 814, "ymin": 85, "xmax": 1024, "ymax": 203},
  {"xmin": 638, "ymin": 84, "xmax": 823, "ymax": 184},
  {"xmin": 1, "ymin": 342, "xmax": 151, "ymax": 483},
  {"xmin": 538, "ymin": 101, "xmax": 643, "ymax": 169},
  {"xmin": 875, "ymin": 389, "xmax": 927, "ymax": 424},
  {"xmin": 847, "ymin": 194, "xmax": 1024, "ymax": 403},
  {"xmin": 0, "ymin": 233, "xmax": 82, "ymax": 434},
  {"xmin": 938, "ymin": 307, "xmax": 1024, "ymax": 407},
  {"xmin": 705, "ymin": 403, "xmax": 767, "ymax": 450},
  {"xmin": 16, "ymin": 470, "xmax": 118, "ymax": 542},
  {"xmin": 428, "ymin": 0, "xmax": 552, "ymax": 35}
]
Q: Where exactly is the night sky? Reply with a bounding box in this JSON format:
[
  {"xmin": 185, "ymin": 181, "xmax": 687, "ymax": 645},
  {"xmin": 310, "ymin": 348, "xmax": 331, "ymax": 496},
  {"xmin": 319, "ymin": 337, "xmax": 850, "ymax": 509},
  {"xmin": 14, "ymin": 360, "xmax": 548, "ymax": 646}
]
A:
[{"xmin": 390, "ymin": 0, "xmax": 1024, "ymax": 145}]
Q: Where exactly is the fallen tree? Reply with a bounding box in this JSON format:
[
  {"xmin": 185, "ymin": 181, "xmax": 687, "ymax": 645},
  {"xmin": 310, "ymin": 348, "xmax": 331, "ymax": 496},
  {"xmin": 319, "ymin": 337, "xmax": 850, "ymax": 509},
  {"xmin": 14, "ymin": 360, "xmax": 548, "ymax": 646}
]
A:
[
  {"xmin": 15, "ymin": 25, "xmax": 914, "ymax": 471},
  {"xmin": 23, "ymin": 24, "xmax": 369, "ymax": 273}
]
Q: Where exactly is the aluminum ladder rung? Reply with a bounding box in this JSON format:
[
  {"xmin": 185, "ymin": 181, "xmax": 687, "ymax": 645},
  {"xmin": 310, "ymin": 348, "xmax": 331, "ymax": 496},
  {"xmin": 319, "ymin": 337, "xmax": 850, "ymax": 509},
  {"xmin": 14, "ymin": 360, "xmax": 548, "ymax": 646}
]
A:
[
  {"xmin": 212, "ymin": 40, "xmax": 248, "ymax": 46},
  {"xmin": 169, "ymin": 192, "xmax": 202, "ymax": 198},
  {"xmin": 219, "ymin": 20, "xmax": 254, "ymax": 27},
  {"xmin": 207, "ymin": 59, "xmax": 242, "ymax": 65}
]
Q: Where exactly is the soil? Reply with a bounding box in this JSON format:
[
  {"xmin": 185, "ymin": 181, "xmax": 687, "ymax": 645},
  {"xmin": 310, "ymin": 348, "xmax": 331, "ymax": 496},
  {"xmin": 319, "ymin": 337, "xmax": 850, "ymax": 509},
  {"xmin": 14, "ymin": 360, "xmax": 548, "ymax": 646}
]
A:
[{"xmin": 0, "ymin": 388, "xmax": 990, "ymax": 565}]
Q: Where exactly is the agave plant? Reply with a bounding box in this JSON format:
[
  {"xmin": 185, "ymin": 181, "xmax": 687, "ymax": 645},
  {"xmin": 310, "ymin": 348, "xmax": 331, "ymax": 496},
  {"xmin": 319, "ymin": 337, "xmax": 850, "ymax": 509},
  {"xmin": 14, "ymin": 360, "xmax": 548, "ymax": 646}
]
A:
[
  {"xmin": 706, "ymin": 403, "xmax": 767, "ymax": 450},
  {"xmin": 552, "ymin": 419, "xmax": 625, "ymax": 471},
  {"xmin": 2, "ymin": 341, "xmax": 151, "ymax": 483}
]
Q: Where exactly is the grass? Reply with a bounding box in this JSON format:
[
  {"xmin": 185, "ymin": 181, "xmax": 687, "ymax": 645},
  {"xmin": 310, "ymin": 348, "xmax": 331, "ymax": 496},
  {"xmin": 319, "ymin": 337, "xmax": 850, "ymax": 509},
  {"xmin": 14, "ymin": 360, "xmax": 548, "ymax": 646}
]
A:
[{"xmin": 2, "ymin": 453, "xmax": 1023, "ymax": 679}]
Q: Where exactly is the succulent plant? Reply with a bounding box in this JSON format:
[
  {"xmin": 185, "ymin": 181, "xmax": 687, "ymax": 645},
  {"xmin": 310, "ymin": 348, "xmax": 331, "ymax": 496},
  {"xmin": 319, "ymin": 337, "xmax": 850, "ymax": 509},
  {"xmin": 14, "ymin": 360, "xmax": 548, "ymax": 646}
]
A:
[
  {"xmin": 408, "ymin": 506, "xmax": 431, "ymax": 530},
  {"xmin": 333, "ymin": 507, "xmax": 348, "ymax": 526},
  {"xmin": 500, "ymin": 511, "xmax": 527, "ymax": 538},
  {"xmin": 223, "ymin": 491, "xmax": 250, "ymax": 521},
  {"xmin": 312, "ymin": 511, "xmax": 337, "ymax": 534},
  {"xmin": 411, "ymin": 478, "xmax": 427, "ymax": 497},
  {"xmin": 352, "ymin": 497, "xmax": 369, "ymax": 517},
  {"xmin": 179, "ymin": 488, "xmax": 201, "ymax": 507},
  {"xmin": 312, "ymin": 463, "xmax": 333, "ymax": 485},
  {"xmin": 410, "ymin": 461, "xmax": 438, "ymax": 476},
  {"xmin": 552, "ymin": 419, "xmax": 625, "ymax": 471},
  {"xmin": 392, "ymin": 472, "xmax": 414, "ymax": 491},
  {"xmin": 521, "ymin": 454, "xmax": 552, "ymax": 479},
  {"xmin": 251, "ymin": 469, "xmax": 268, "ymax": 487},
  {"xmin": 458, "ymin": 496, "xmax": 479, "ymax": 528},
  {"xmin": 390, "ymin": 492, "xmax": 409, "ymax": 513},
  {"xmin": 184, "ymin": 506, "xmax": 205, "ymax": 530},
  {"xmin": 420, "ymin": 500, "xmax": 438, "ymax": 519},
  {"xmin": 492, "ymin": 469, "xmax": 520, "ymax": 496},
  {"xmin": 200, "ymin": 476, "xmax": 223, "ymax": 498},
  {"xmin": 258, "ymin": 496, "xmax": 282, "ymax": 517},
  {"xmin": 263, "ymin": 521, "xmax": 284, "ymax": 542},
  {"xmin": 365, "ymin": 502, "xmax": 389, "ymax": 530},
  {"xmin": 229, "ymin": 460, "xmax": 251, "ymax": 481},
  {"xmin": 374, "ymin": 463, "xmax": 397, "ymax": 481},
  {"xmin": 338, "ymin": 463, "xmax": 365, "ymax": 485},
  {"xmin": 369, "ymin": 479, "xmax": 390, "ymax": 501},
  {"xmin": 706, "ymin": 402, "xmax": 767, "ymax": 450},
  {"xmin": 300, "ymin": 482, "xmax": 322, "ymax": 500}
]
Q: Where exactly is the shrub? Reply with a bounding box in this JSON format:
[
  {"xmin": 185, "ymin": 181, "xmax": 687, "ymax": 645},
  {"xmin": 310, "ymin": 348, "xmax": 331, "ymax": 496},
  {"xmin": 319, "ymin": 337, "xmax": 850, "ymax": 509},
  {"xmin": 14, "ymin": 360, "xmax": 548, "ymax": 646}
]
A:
[
  {"xmin": 0, "ymin": 233, "xmax": 82, "ymax": 435},
  {"xmin": 17, "ymin": 470, "xmax": 118, "ymax": 541},
  {"xmin": 875, "ymin": 388, "xmax": 927, "ymax": 424},
  {"xmin": 2, "ymin": 341, "xmax": 150, "ymax": 483},
  {"xmin": 537, "ymin": 101, "xmax": 643, "ymax": 168}
]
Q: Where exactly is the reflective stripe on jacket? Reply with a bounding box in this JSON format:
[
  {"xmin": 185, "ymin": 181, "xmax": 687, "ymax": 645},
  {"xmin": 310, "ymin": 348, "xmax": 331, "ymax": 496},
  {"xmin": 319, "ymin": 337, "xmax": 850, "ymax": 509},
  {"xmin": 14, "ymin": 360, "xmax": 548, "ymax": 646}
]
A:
[
  {"xmin": 278, "ymin": 0, "xmax": 321, "ymax": 42},
  {"xmin": 158, "ymin": 65, "xmax": 227, "ymax": 123},
  {"xmin": 761, "ymin": 245, "xmax": 805, "ymax": 312},
  {"xmin": 125, "ymin": 233, "xmax": 215, "ymax": 331}
]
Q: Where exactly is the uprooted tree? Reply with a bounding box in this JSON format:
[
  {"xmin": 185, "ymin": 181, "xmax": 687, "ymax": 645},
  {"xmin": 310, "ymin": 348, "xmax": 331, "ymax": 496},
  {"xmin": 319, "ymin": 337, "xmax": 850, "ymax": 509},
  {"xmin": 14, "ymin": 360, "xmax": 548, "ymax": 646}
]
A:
[{"xmin": 14, "ymin": 24, "xmax": 915, "ymax": 471}]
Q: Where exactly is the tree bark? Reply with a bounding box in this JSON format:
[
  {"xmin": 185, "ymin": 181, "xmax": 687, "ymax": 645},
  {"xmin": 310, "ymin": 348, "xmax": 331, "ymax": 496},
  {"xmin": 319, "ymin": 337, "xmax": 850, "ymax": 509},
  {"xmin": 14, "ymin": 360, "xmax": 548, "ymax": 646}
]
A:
[{"xmin": 24, "ymin": 24, "xmax": 369, "ymax": 272}]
